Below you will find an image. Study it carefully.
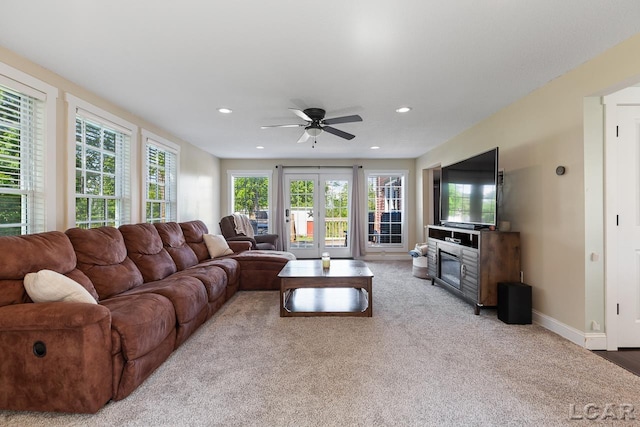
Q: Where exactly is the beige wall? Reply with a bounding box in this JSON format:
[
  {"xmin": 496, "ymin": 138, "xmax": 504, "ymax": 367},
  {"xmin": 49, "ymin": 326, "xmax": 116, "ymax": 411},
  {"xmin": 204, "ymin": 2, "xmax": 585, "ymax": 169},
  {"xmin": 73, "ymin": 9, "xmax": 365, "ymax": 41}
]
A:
[
  {"xmin": 6, "ymin": 29, "xmax": 640, "ymax": 340},
  {"xmin": 0, "ymin": 45, "xmax": 221, "ymax": 232},
  {"xmin": 220, "ymin": 158, "xmax": 416, "ymax": 254},
  {"xmin": 179, "ymin": 148, "xmax": 221, "ymax": 230},
  {"xmin": 416, "ymin": 33, "xmax": 640, "ymax": 335}
]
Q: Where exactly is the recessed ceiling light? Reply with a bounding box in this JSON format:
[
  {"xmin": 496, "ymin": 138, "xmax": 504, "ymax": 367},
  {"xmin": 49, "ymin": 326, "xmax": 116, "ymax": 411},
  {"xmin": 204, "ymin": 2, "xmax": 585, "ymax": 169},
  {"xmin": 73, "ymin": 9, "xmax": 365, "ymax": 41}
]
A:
[
  {"xmin": 218, "ymin": 108, "xmax": 232, "ymax": 114},
  {"xmin": 256, "ymin": 146, "xmax": 264, "ymax": 149},
  {"xmin": 370, "ymin": 146, "xmax": 380, "ymax": 150},
  {"xmin": 395, "ymin": 106, "xmax": 412, "ymax": 113}
]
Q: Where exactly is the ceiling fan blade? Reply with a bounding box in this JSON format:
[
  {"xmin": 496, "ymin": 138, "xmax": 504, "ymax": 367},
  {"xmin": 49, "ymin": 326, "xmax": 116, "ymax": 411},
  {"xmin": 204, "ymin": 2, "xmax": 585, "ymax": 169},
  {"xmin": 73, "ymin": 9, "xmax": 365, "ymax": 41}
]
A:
[
  {"xmin": 289, "ymin": 108, "xmax": 312, "ymax": 122},
  {"xmin": 323, "ymin": 126, "xmax": 356, "ymax": 140},
  {"xmin": 261, "ymin": 124, "xmax": 305, "ymax": 129},
  {"xmin": 322, "ymin": 114, "xmax": 363, "ymax": 125},
  {"xmin": 297, "ymin": 131, "xmax": 310, "ymax": 143}
]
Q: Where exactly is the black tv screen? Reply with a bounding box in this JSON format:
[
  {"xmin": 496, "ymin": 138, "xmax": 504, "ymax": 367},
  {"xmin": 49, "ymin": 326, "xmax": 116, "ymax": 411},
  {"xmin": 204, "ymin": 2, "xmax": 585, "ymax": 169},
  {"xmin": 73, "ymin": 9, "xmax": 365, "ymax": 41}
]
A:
[{"xmin": 440, "ymin": 148, "xmax": 498, "ymax": 227}]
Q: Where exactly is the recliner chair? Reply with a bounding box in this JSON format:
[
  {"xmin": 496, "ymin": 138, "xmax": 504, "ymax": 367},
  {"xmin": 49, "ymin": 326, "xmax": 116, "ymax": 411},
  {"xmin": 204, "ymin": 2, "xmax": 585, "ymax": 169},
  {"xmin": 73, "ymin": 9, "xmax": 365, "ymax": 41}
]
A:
[{"xmin": 219, "ymin": 214, "xmax": 279, "ymax": 250}]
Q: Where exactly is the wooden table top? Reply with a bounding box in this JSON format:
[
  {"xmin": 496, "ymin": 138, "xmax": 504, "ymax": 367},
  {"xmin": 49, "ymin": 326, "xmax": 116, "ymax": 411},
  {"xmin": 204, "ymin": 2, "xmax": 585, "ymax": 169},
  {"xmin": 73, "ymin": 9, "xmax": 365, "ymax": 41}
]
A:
[{"xmin": 278, "ymin": 259, "xmax": 373, "ymax": 279}]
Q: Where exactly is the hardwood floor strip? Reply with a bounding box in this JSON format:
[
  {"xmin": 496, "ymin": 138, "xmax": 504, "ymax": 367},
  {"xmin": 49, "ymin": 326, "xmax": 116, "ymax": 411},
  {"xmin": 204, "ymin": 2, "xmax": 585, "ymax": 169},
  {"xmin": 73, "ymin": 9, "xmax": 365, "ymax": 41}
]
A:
[{"xmin": 593, "ymin": 349, "xmax": 640, "ymax": 377}]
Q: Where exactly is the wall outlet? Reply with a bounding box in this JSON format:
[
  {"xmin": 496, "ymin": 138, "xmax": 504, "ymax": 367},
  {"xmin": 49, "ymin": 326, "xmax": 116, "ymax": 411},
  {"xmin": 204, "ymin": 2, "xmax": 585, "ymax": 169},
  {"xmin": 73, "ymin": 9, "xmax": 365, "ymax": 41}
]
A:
[{"xmin": 591, "ymin": 320, "xmax": 601, "ymax": 331}]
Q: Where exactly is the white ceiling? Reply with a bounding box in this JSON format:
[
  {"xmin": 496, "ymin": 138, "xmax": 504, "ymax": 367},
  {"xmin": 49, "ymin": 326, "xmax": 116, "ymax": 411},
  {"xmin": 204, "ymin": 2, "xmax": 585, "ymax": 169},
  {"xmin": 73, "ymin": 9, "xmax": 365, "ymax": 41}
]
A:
[{"xmin": 2, "ymin": 1, "xmax": 640, "ymax": 159}]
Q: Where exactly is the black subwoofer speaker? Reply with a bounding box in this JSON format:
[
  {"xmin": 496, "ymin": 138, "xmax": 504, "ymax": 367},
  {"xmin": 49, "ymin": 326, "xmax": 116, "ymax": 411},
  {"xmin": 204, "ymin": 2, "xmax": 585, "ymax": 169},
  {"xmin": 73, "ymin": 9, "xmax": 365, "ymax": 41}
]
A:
[{"xmin": 498, "ymin": 282, "xmax": 532, "ymax": 324}]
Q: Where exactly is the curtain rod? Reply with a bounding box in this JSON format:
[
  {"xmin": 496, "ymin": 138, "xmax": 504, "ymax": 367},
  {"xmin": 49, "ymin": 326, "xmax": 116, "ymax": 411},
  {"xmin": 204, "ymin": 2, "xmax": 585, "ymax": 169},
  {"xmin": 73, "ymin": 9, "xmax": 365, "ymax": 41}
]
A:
[{"xmin": 275, "ymin": 165, "xmax": 362, "ymax": 169}]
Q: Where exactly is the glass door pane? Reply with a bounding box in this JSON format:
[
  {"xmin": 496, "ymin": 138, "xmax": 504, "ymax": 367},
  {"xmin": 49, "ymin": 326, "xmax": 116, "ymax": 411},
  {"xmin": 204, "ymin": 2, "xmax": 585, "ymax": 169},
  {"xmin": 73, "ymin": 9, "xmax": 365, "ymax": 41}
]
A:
[
  {"xmin": 287, "ymin": 176, "xmax": 318, "ymax": 258},
  {"xmin": 323, "ymin": 178, "xmax": 350, "ymax": 257}
]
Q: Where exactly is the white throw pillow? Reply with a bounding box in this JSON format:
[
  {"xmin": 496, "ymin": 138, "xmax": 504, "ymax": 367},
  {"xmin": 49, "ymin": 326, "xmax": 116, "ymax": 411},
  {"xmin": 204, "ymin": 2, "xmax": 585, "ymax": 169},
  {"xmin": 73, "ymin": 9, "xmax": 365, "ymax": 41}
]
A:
[
  {"xmin": 203, "ymin": 234, "xmax": 234, "ymax": 258},
  {"xmin": 24, "ymin": 269, "xmax": 97, "ymax": 304}
]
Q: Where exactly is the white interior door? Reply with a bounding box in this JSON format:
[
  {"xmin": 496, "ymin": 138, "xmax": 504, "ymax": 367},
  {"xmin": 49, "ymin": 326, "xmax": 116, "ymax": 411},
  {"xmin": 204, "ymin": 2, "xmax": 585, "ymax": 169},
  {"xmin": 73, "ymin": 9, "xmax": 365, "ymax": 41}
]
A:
[
  {"xmin": 615, "ymin": 105, "xmax": 640, "ymax": 347},
  {"xmin": 285, "ymin": 172, "xmax": 351, "ymax": 259}
]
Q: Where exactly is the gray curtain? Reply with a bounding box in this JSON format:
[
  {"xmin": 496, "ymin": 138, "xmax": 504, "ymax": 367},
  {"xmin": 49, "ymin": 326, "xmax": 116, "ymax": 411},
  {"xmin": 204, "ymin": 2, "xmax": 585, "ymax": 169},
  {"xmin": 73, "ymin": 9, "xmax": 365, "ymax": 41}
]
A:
[
  {"xmin": 350, "ymin": 165, "xmax": 364, "ymax": 258},
  {"xmin": 274, "ymin": 165, "xmax": 285, "ymax": 251}
]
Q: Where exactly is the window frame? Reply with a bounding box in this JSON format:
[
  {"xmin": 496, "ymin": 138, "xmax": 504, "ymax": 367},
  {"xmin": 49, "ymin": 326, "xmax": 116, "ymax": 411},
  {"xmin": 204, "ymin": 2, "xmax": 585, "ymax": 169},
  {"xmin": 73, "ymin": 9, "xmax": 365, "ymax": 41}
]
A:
[
  {"xmin": 227, "ymin": 170, "xmax": 273, "ymax": 233},
  {"xmin": 364, "ymin": 169, "xmax": 408, "ymax": 252},
  {"xmin": 142, "ymin": 129, "xmax": 180, "ymax": 223},
  {"xmin": 0, "ymin": 62, "xmax": 57, "ymax": 234},
  {"xmin": 66, "ymin": 94, "xmax": 138, "ymax": 228}
]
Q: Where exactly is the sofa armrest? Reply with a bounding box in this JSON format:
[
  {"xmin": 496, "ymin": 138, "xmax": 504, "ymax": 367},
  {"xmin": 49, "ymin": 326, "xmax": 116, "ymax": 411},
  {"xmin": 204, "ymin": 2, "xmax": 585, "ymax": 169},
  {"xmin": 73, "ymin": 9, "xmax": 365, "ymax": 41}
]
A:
[
  {"xmin": 231, "ymin": 251, "xmax": 295, "ymax": 290},
  {"xmin": 255, "ymin": 233, "xmax": 279, "ymax": 246},
  {"xmin": 0, "ymin": 302, "xmax": 113, "ymax": 413},
  {"xmin": 0, "ymin": 301, "xmax": 110, "ymax": 330},
  {"xmin": 225, "ymin": 235, "xmax": 258, "ymax": 248},
  {"xmin": 228, "ymin": 240, "xmax": 252, "ymax": 253}
]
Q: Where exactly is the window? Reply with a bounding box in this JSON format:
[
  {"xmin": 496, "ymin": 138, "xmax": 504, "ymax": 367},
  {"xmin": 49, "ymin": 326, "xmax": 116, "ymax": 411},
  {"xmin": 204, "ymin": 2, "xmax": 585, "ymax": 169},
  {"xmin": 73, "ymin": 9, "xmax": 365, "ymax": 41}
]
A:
[
  {"xmin": 0, "ymin": 64, "xmax": 56, "ymax": 235},
  {"xmin": 69, "ymin": 95, "xmax": 135, "ymax": 228},
  {"xmin": 366, "ymin": 171, "xmax": 407, "ymax": 248},
  {"xmin": 228, "ymin": 171, "xmax": 271, "ymax": 234},
  {"xmin": 143, "ymin": 131, "xmax": 179, "ymax": 223}
]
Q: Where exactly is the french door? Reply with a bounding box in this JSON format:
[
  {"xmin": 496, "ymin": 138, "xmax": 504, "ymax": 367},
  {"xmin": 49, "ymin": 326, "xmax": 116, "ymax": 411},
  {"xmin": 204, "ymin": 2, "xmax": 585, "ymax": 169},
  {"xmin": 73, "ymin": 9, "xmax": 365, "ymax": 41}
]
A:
[{"xmin": 285, "ymin": 172, "xmax": 352, "ymax": 258}]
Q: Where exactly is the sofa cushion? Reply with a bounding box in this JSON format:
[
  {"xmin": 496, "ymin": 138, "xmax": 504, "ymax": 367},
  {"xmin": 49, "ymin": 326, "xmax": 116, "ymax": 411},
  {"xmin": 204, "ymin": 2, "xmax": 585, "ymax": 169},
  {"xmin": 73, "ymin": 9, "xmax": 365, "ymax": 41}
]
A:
[
  {"xmin": 65, "ymin": 269, "xmax": 100, "ymax": 301},
  {"xmin": 203, "ymin": 234, "xmax": 233, "ymax": 258},
  {"xmin": 66, "ymin": 227, "xmax": 144, "ymax": 300},
  {"xmin": 24, "ymin": 270, "xmax": 97, "ymax": 304},
  {"xmin": 119, "ymin": 276, "xmax": 208, "ymax": 326},
  {"xmin": 174, "ymin": 266, "xmax": 227, "ymax": 304},
  {"xmin": 0, "ymin": 231, "xmax": 99, "ymax": 307},
  {"xmin": 227, "ymin": 240, "xmax": 252, "ymax": 253},
  {"xmin": 0, "ymin": 231, "xmax": 76, "ymax": 278},
  {"xmin": 119, "ymin": 224, "xmax": 177, "ymax": 282},
  {"xmin": 180, "ymin": 220, "xmax": 210, "ymax": 262},
  {"xmin": 197, "ymin": 257, "xmax": 240, "ymax": 288},
  {"xmin": 153, "ymin": 222, "xmax": 199, "ymax": 270},
  {"xmin": 100, "ymin": 294, "xmax": 176, "ymax": 360}
]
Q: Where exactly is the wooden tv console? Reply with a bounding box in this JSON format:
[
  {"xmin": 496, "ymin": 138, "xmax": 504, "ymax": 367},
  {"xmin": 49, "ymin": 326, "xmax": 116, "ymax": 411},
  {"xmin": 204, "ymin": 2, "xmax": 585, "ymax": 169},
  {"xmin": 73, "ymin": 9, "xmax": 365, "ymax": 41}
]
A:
[{"xmin": 426, "ymin": 225, "xmax": 521, "ymax": 314}]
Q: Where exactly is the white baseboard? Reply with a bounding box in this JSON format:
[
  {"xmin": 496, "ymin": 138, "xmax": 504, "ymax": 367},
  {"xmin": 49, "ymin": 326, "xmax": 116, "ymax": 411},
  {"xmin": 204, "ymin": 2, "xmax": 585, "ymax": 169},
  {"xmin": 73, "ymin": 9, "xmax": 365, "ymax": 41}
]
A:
[
  {"xmin": 532, "ymin": 309, "xmax": 607, "ymax": 350},
  {"xmin": 584, "ymin": 333, "xmax": 607, "ymax": 350}
]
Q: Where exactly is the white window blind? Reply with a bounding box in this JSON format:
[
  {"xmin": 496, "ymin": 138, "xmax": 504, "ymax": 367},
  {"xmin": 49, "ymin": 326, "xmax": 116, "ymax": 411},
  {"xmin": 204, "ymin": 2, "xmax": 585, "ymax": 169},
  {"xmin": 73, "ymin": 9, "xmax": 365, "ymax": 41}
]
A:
[
  {"xmin": 0, "ymin": 83, "xmax": 45, "ymax": 235},
  {"xmin": 145, "ymin": 138, "xmax": 178, "ymax": 223},
  {"xmin": 75, "ymin": 111, "xmax": 131, "ymax": 228}
]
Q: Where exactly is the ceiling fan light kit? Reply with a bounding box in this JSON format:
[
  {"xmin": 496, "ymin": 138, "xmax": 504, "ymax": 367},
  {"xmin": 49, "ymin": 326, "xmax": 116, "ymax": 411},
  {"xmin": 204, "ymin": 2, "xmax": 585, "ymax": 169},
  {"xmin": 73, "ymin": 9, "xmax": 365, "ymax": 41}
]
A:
[
  {"xmin": 262, "ymin": 107, "xmax": 362, "ymax": 146},
  {"xmin": 305, "ymin": 126, "xmax": 323, "ymax": 137}
]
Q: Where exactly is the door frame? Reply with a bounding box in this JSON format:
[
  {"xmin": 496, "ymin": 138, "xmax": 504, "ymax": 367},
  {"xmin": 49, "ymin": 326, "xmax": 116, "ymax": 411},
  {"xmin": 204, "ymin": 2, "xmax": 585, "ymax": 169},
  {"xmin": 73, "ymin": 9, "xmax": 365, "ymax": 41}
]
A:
[{"xmin": 284, "ymin": 170, "xmax": 352, "ymax": 258}]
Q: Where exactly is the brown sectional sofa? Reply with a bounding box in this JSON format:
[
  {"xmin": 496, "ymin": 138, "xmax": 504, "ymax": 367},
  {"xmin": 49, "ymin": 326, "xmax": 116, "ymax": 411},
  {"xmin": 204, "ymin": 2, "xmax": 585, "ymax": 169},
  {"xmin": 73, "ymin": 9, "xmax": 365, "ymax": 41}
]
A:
[{"xmin": 0, "ymin": 220, "xmax": 294, "ymax": 413}]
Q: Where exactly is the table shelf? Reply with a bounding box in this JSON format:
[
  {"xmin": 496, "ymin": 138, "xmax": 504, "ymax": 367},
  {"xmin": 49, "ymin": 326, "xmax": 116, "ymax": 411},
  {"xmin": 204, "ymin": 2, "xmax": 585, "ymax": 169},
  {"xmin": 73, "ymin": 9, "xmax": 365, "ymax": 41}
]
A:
[
  {"xmin": 278, "ymin": 260, "xmax": 373, "ymax": 317},
  {"xmin": 283, "ymin": 287, "xmax": 369, "ymax": 316}
]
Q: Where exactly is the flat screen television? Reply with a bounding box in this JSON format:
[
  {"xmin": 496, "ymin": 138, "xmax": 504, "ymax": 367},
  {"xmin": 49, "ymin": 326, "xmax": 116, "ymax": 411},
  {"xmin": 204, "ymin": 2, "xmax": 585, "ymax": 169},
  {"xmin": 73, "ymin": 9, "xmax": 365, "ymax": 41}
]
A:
[{"xmin": 440, "ymin": 147, "xmax": 499, "ymax": 229}]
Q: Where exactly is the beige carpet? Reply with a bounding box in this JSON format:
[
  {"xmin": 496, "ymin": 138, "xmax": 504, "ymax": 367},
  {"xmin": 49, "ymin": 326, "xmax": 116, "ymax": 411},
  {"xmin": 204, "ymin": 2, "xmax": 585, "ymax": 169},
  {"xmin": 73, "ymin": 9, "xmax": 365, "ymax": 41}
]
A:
[{"xmin": 2, "ymin": 260, "xmax": 640, "ymax": 426}]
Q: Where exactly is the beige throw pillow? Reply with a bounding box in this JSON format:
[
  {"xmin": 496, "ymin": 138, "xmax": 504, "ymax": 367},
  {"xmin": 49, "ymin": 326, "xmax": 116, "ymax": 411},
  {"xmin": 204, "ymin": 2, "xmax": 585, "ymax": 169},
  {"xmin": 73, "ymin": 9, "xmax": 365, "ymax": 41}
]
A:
[
  {"xmin": 24, "ymin": 269, "xmax": 98, "ymax": 304},
  {"xmin": 203, "ymin": 234, "xmax": 234, "ymax": 258}
]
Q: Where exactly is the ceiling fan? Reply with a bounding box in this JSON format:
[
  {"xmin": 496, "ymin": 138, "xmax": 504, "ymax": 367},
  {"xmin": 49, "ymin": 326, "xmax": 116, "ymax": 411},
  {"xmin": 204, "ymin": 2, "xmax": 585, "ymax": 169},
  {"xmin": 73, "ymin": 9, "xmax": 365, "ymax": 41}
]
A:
[{"xmin": 261, "ymin": 108, "xmax": 363, "ymax": 143}]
